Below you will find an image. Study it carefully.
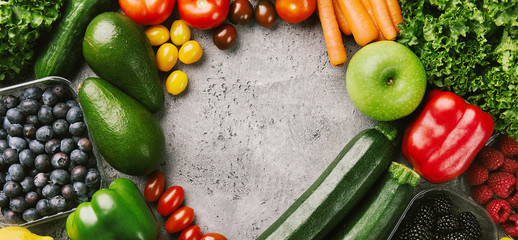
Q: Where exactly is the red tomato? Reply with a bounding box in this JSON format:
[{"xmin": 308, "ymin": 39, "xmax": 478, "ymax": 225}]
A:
[
  {"xmin": 201, "ymin": 233, "xmax": 227, "ymax": 240},
  {"xmin": 157, "ymin": 185, "xmax": 185, "ymax": 216},
  {"xmin": 144, "ymin": 171, "xmax": 165, "ymax": 202},
  {"xmin": 119, "ymin": 0, "xmax": 175, "ymax": 25},
  {"xmin": 275, "ymin": 0, "xmax": 316, "ymax": 24},
  {"xmin": 177, "ymin": 0, "xmax": 230, "ymax": 30},
  {"xmin": 179, "ymin": 225, "xmax": 201, "ymax": 240},
  {"xmin": 165, "ymin": 207, "xmax": 195, "ymax": 233}
]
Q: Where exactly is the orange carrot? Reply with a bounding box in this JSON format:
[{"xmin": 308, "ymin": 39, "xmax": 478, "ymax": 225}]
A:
[
  {"xmin": 370, "ymin": 0, "xmax": 397, "ymax": 40},
  {"xmin": 360, "ymin": 0, "xmax": 385, "ymax": 41},
  {"xmin": 337, "ymin": 0, "xmax": 378, "ymax": 46},
  {"xmin": 317, "ymin": 0, "xmax": 348, "ymax": 66},
  {"xmin": 332, "ymin": 0, "xmax": 352, "ymax": 36},
  {"xmin": 385, "ymin": 0, "xmax": 403, "ymax": 32}
]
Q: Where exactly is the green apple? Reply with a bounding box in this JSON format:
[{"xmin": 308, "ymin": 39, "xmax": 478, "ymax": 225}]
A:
[{"xmin": 346, "ymin": 41, "xmax": 427, "ymax": 121}]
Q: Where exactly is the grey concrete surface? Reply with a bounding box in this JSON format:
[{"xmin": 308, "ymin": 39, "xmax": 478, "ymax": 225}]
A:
[{"xmin": 26, "ymin": 8, "xmax": 377, "ymax": 240}]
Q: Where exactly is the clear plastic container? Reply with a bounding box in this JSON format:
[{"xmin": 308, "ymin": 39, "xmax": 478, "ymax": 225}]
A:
[
  {"xmin": 387, "ymin": 188, "xmax": 498, "ymax": 240},
  {"xmin": 0, "ymin": 76, "xmax": 105, "ymax": 227}
]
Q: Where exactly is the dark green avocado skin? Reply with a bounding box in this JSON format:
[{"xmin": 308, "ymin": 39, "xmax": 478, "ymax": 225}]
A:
[
  {"xmin": 83, "ymin": 12, "xmax": 164, "ymax": 114},
  {"xmin": 78, "ymin": 77, "xmax": 165, "ymax": 176}
]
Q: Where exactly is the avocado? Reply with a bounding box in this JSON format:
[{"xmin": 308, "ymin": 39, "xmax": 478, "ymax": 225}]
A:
[
  {"xmin": 78, "ymin": 77, "xmax": 165, "ymax": 176},
  {"xmin": 83, "ymin": 12, "xmax": 164, "ymax": 114}
]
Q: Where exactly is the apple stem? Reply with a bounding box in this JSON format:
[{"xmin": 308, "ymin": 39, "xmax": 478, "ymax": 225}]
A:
[{"xmin": 386, "ymin": 79, "xmax": 394, "ymax": 86}]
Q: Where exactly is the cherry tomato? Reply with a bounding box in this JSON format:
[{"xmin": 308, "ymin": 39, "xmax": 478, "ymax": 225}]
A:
[
  {"xmin": 255, "ymin": 0, "xmax": 277, "ymax": 28},
  {"xmin": 144, "ymin": 171, "xmax": 165, "ymax": 202},
  {"xmin": 179, "ymin": 40, "xmax": 203, "ymax": 64},
  {"xmin": 156, "ymin": 43, "xmax": 179, "ymax": 72},
  {"xmin": 157, "ymin": 185, "xmax": 185, "ymax": 216},
  {"xmin": 201, "ymin": 233, "xmax": 227, "ymax": 240},
  {"xmin": 275, "ymin": 0, "xmax": 316, "ymax": 23},
  {"xmin": 171, "ymin": 20, "xmax": 192, "ymax": 46},
  {"xmin": 213, "ymin": 24, "xmax": 237, "ymax": 50},
  {"xmin": 145, "ymin": 25, "xmax": 170, "ymax": 46},
  {"xmin": 166, "ymin": 70, "xmax": 189, "ymax": 95},
  {"xmin": 229, "ymin": 0, "xmax": 254, "ymax": 25},
  {"xmin": 119, "ymin": 0, "xmax": 175, "ymax": 25},
  {"xmin": 165, "ymin": 206, "xmax": 195, "ymax": 233},
  {"xmin": 177, "ymin": 0, "xmax": 230, "ymax": 30},
  {"xmin": 179, "ymin": 225, "xmax": 201, "ymax": 240}
]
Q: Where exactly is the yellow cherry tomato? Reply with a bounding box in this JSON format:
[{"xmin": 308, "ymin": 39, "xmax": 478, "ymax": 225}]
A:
[
  {"xmin": 500, "ymin": 238, "xmax": 514, "ymax": 240},
  {"xmin": 170, "ymin": 20, "xmax": 191, "ymax": 46},
  {"xmin": 178, "ymin": 40, "xmax": 203, "ymax": 64},
  {"xmin": 145, "ymin": 25, "xmax": 170, "ymax": 46},
  {"xmin": 166, "ymin": 70, "xmax": 188, "ymax": 95},
  {"xmin": 156, "ymin": 43, "xmax": 178, "ymax": 72}
]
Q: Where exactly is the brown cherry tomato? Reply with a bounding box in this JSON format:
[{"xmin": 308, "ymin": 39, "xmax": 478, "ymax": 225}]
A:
[
  {"xmin": 144, "ymin": 171, "xmax": 165, "ymax": 202},
  {"xmin": 229, "ymin": 0, "xmax": 254, "ymax": 25},
  {"xmin": 201, "ymin": 233, "xmax": 227, "ymax": 240},
  {"xmin": 254, "ymin": 0, "xmax": 277, "ymax": 28},
  {"xmin": 157, "ymin": 185, "xmax": 185, "ymax": 216},
  {"xmin": 179, "ymin": 225, "xmax": 202, "ymax": 240},
  {"xmin": 213, "ymin": 24, "xmax": 237, "ymax": 50},
  {"xmin": 165, "ymin": 206, "xmax": 195, "ymax": 233}
]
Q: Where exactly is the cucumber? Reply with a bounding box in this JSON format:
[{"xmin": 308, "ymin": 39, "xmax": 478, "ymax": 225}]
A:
[
  {"xmin": 34, "ymin": 0, "xmax": 114, "ymax": 78},
  {"xmin": 257, "ymin": 122, "xmax": 401, "ymax": 240},
  {"xmin": 328, "ymin": 162, "xmax": 420, "ymax": 240}
]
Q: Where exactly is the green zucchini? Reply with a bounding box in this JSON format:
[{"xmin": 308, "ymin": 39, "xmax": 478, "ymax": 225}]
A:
[
  {"xmin": 257, "ymin": 122, "xmax": 401, "ymax": 240},
  {"xmin": 34, "ymin": 0, "xmax": 114, "ymax": 78},
  {"xmin": 328, "ymin": 162, "xmax": 420, "ymax": 240}
]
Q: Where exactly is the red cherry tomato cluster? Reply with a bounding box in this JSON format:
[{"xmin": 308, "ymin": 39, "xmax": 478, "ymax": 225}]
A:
[{"xmin": 144, "ymin": 172, "xmax": 227, "ymax": 239}]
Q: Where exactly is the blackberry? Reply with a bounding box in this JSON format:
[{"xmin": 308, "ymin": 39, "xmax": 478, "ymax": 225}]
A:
[
  {"xmin": 435, "ymin": 214, "xmax": 459, "ymax": 233},
  {"xmin": 431, "ymin": 194, "xmax": 453, "ymax": 215},
  {"xmin": 413, "ymin": 201, "xmax": 436, "ymax": 226},
  {"xmin": 396, "ymin": 223, "xmax": 433, "ymax": 240},
  {"xmin": 443, "ymin": 230, "xmax": 469, "ymax": 240},
  {"xmin": 457, "ymin": 212, "xmax": 481, "ymax": 240}
]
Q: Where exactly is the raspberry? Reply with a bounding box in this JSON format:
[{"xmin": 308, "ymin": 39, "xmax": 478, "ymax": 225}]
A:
[
  {"xmin": 487, "ymin": 172, "xmax": 516, "ymax": 198},
  {"xmin": 502, "ymin": 214, "xmax": 518, "ymax": 236},
  {"xmin": 506, "ymin": 191, "xmax": 518, "ymax": 208},
  {"xmin": 471, "ymin": 184, "xmax": 493, "ymax": 205},
  {"xmin": 498, "ymin": 158, "xmax": 518, "ymax": 174},
  {"xmin": 478, "ymin": 146, "xmax": 504, "ymax": 170},
  {"xmin": 486, "ymin": 199, "xmax": 511, "ymax": 223},
  {"xmin": 497, "ymin": 135, "xmax": 518, "ymax": 157},
  {"xmin": 465, "ymin": 163, "xmax": 489, "ymax": 186}
]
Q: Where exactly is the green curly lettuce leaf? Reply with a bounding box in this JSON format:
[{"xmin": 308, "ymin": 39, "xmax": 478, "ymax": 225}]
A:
[
  {"xmin": 0, "ymin": 0, "xmax": 64, "ymax": 81},
  {"xmin": 397, "ymin": 0, "xmax": 518, "ymax": 139}
]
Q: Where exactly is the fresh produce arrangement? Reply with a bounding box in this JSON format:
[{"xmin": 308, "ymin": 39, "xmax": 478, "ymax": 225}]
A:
[{"xmin": 0, "ymin": 0, "xmax": 517, "ymax": 239}]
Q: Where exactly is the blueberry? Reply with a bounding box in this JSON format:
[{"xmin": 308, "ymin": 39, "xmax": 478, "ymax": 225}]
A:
[
  {"xmin": 25, "ymin": 191, "xmax": 39, "ymax": 206},
  {"xmin": 23, "ymin": 87, "xmax": 43, "ymax": 100},
  {"xmin": 36, "ymin": 199, "xmax": 51, "ymax": 217},
  {"xmin": 38, "ymin": 105, "xmax": 54, "ymax": 124},
  {"xmin": 0, "ymin": 139, "xmax": 8, "ymax": 152},
  {"xmin": 8, "ymin": 136, "xmax": 27, "ymax": 151},
  {"xmin": 3, "ymin": 95, "xmax": 20, "ymax": 109},
  {"xmin": 51, "ymin": 152, "xmax": 69, "ymax": 169},
  {"xmin": 6, "ymin": 108, "xmax": 24, "ymax": 124},
  {"xmin": 45, "ymin": 139, "xmax": 61, "ymax": 154},
  {"xmin": 49, "ymin": 195, "xmax": 67, "ymax": 213},
  {"xmin": 76, "ymin": 195, "xmax": 89, "ymax": 204},
  {"xmin": 61, "ymin": 184, "xmax": 75, "ymax": 200},
  {"xmin": 25, "ymin": 115, "xmax": 40, "ymax": 126},
  {"xmin": 3, "ymin": 117, "xmax": 11, "ymax": 131},
  {"xmin": 41, "ymin": 90, "xmax": 58, "ymax": 106},
  {"xmin": 73, "ymin": 182, "xmax": 87, "ymax": 196},
  {"xmin": 52, "ymin": 84, "xmax": 71, "ymax": 99},
  {"xmin": 10, "ymin": 196, "xmax": 28, "ymax": 212},
  {"xmin": 35, "ymin": 125, "xmax": 53, "ymax": 142},
  {"xmin": 85, "ymin": 168, "xmax": 101, "ymax": 188},
  {"xmin": 70, "ymin": 149, "xmax": 87, "ymax": 165},
  {"xmin": 3, "ymin": 148, "xmax": 18, "ymax": 164},
  {"xmin": 8, "ymin": 163, "xmax": 24, "ymax": 181},
  {"xmin": 60, "ymin": 138, "xmax": 75, "ymax": 154},
  {"xmin": 50, "ymin": 169, "xmax": 70, "ymax": 185},
  {"xmin": 7, "ymin": 123, "xmax": 23, "ymax": 137},
  {"xmin": 3, "ymin": 209, "xmax": 23, "ymax": 223},
  {"xmin": 4, "ymin": 180, "xmax": 22, "ymax": 197},
  {"xmin": 19, "ymin": 149, "xmax": 34, "ymax": 168},
  {"xmin": 77, "ymin": 138, "xmax": 92, "ymax": 152},
  {"xmin": 52, "ymin": 102, "xmax": 70, "ymax": 119},
  {"xmin": 0, "ymin": 128, "xmax": 7, "ymax": 139},
  {"xmin": 18, "ymin": 99, "xmax": 40, "ymax": 115},
  {"xmin": 34, "ymin": 172, "xmax": 50, "ymax": 188},
  {"xmin": 69, "ymin": 122, "xmax": 86, "ymax": 136},
  {"xmin": 71, "ymin": 165, "xmax": 87, "ymax": 182},
  {"xmin": 29, "ymin": 140, "xmax": 45, "ymax": 154},
  {"xmin": 20, "ymin": 176, "xmax": 35, "ymax": 193},
  {"xmin": 42, "ymin": 183, "xmax": 60, "ymax": 198},
  {"xmin": 0, "ymin": 191, "xmax": 9, "ymax": 208},
  {"xmin": 66, "ymin": 100, "xmax": 80, "ymax": 108},
  {"xmin": 34, "ymin": 154, "xmax": 51, "ymax": 172},
  {"xmin": 66, "ymin": 107, "xmax": 83, "ymax": 124},
  {"xmin": 52, "ymin": 119, "xmax": 69, "ymax": 135},
  {"xmin": 22, "ymin": 208, "xmax": 40, "ymax": 222}
]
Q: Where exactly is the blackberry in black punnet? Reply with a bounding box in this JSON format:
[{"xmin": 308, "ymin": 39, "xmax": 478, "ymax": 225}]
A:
[
  {"xmin": 435, "ymin": 213, "xmax": 459, "ymax": 233},
  {"xmin": 457, "ymin": 211, "xmax": 481, "ymax": 240},
  {"xmin": 431, "ymin": 194, "xmax": 454, "ymax": 215},
  {"xmin": 395, "ymin": 223, "xmax": 433, "ymax": 240},
  {"xmin": 413, "ymin": 200, "xmax": 436, "ymax": 227},
  {"xmin": 443, "ymin": 230, "xmax": 469, "ymax": 240}
]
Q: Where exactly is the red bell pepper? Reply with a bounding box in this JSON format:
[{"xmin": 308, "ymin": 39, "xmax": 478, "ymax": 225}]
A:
[{"xmin": 402, "ymin": 89, "xmax": 494, "ymax": 184}]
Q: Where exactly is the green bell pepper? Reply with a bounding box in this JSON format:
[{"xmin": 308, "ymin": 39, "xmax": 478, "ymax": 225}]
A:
[{"xmin": 66, "ymin": 178, "xmax": 159, "ymax": 240}]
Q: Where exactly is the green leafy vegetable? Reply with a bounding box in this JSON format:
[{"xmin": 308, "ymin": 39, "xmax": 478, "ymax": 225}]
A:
[
  {"xmin": 0, "ymin": 0, "xmax": 64, "ymax": 81},
  {"xmin": 397, "ymin": 0, "xmax": 518, "ymax": 139}
]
